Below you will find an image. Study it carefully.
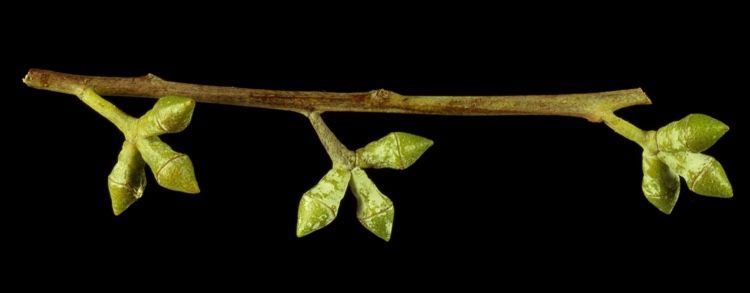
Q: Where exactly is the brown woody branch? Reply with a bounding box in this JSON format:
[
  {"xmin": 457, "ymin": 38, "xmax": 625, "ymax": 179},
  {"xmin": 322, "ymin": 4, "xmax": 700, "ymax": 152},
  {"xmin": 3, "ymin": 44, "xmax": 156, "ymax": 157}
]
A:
[{"xmin": 23, "ymin": 68, "xmax": 651, "ymax": 122}]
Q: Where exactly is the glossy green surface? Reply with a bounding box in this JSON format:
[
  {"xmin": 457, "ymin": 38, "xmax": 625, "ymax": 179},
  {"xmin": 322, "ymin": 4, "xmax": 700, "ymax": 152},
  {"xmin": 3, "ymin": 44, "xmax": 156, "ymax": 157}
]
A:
[
  {"xmin": 656, "ymin": 114, "xmax": 729, "ymax": 153},
  {"xmin": 297, "ymin": 130, "xmax": 432, "ymax": 241},
  {"xmin": 350, "ymin": 168, "xmax": 394, "ymax": 241},
  {"xmin": 658, "ymin": 152, "xmax": 733, "ymax": 198},
  {"xmin": 138, "ymin": 97, "xmax": 196, "ymax": 136},
  {"xmin": 296, "ymin": 168, "xmax": 351, "ymax": 237},
  {"xmin": 641, "ymin": 150, "xmax": 680, "ymax": 214},
  {"xmin": 632, "ymin": 114, "xmax": 733, "ymax": 213},
  {"xmin": 136, "ymin": 137, "xmax": 199, "ymax": 193},
  {"xmin": 605, "ymin": 112, "xmax": 733, "ymax": 213},
  {"xmin": 77, "ymin": 91, "xmax": 199, "ymax": 215},
  {"xmin": 356, "ymin": 132, "xmax": 433, "ymax": 169},
  {"xmin": 107, "ymin": 141, "xmax": 146, "ymax": 216}
]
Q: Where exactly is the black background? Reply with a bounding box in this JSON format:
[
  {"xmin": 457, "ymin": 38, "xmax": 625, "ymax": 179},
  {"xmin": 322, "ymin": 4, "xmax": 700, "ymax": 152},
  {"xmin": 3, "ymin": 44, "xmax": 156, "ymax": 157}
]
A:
[{"xmin": 4, "ymin": 8, "xmax": 746, "ymax": 285}]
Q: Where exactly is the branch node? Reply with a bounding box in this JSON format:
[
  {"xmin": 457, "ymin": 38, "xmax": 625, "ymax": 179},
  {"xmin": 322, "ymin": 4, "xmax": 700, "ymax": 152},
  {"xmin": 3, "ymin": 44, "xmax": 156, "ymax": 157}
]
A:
[{"xmin": 145, "ymin": 73, "xmax": 163, "ymax": 81}]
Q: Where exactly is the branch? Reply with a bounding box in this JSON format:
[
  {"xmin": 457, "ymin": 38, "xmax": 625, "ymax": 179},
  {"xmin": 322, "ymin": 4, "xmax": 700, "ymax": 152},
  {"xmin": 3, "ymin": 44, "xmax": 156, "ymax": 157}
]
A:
[
  {"xmin": 20, "ymin": 68, "xmax": 733, "ymax": 239},
  {"xmin": 23, "ymin": 69, "xmax": 650, "ymax": 122}
]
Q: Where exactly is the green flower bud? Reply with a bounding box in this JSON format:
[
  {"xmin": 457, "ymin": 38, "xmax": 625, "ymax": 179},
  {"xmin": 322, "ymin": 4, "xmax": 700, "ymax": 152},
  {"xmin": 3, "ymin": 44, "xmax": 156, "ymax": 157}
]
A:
[
  {"xmin": 296, "ymin": 168, "xmax": 351, "ymax": 237},
  {"xmin": 350, "ymin": 168, "xmax": 394, "ymax": 241},
  {"xmin": 138, "ymin": 96, "xmax": 196, "ymax": 137},
  {"xmin": 136, "ymin": 137, "xmax": 200, "ymax": 194},
  {"xmin": 108, "ymin": 142, "xmax": 147, "ymax": 216},
  {"xmin": 356, "ymin": 132, "xmax": 433, "ymax": 169},
  {"xmin": 641, "ymin": 151, "xmax": 680, "ymax": 214},
  {"xmin": 656, "ymin": 114, "xmax": 729, "ymax": 153},
  {"xmin": 658, "ymin": 151, "xmax": 733, "ymax": 198}
]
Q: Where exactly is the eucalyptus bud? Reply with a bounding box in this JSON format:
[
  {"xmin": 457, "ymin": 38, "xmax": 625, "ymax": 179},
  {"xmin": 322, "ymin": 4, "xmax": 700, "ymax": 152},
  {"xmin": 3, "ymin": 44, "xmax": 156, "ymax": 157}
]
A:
[
  {"xmin": 641, "ymin": 151, "xmax": 680, "ymax": 214},
  {"xmin": 349, "ymin": 168, "xmax": 394, "ymax": 241},
  {"xmin": 657, "ymin": 151, "xmax": 733, "ymax": 198},
  {"xmin": 138, "ymin": 96, "xmax": 196, "ymax": 136},
  {"xmin": 356, "ymin": 132, "xmax": 433, "ymax": 169},
  {"xmin": 136, "ymin": 137, "xmax": 200, "ymax": 194},
  {"xmin": 297, "ymin": 168, "xmax": 351, "ymax": 237},
  {"xmin": 108, "ymin": 142, "xmax": 147, "ymax": 216},
  {"xmin": 656, "ymin": 114, "xmax": 729, "ymax": 153}
]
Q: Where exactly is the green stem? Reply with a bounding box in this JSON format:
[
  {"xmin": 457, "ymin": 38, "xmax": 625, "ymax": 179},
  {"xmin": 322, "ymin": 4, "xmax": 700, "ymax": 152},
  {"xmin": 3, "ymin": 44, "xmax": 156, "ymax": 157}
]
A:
[
  {"xmin": 601, "ymin": 111, "xmax": 650, "ymax": 149},
  {"xmin": 78, "ymin": 88, "xmax": 135, "ymax": 134},
  {"xmin": 307, "ymin": 112, "xmax": 355, "ymax": 168}
]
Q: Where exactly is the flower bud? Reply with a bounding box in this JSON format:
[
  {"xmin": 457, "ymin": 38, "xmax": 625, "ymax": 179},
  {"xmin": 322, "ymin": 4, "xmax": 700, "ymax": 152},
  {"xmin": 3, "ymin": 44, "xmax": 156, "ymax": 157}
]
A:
[
  {"xmin": 136, "ymin": 137, "xmax": 200, "ymax": 194},
  {"xmin": 138, "ymin": 96, "xmax": 196, "ymax": 136},
  {"xmin": 296, "ymin": 168, "xmax": 351, "ymax": 237},
  {"xmin": 658, "ymin": 151, "xmax": 733, "ymax": 198},
  {"xmin": 356, "ymin": 132, "xmax": 433, "ymax": 169},
  {"xmin": 349, "ymin": 168, "xmax": 394, "ymax": 241},
  {"xmin": 641, "ymin": 151, "xmax": 680, "ymax": 214},
  {"xmin": 656, "ymin": 114, "xmax": 729, "ymax": 153},
  {"xmin": 108, "ymin": 142, "xmax": 147, "ymax": 215}
]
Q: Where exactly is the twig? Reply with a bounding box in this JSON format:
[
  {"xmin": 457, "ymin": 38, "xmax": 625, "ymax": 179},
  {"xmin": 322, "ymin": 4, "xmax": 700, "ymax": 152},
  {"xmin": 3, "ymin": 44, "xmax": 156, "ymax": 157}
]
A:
[
  {"xmin": 23, "ymin": 69, "xmax": 650, "ymax": 122},
  {"xmin": 20, "ymin": 68, "xmax": 734, "ymax": 236}
]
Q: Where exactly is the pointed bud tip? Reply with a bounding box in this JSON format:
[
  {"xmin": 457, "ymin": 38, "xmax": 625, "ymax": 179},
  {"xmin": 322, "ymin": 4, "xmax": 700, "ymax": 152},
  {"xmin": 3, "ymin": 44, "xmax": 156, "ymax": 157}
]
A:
[
  {"xmin": 108, "ymin": 159, "xmax": 145, "ymax": 216},
  {"xmin": 657, "ymin": 114, "xmax": 730, "ymax": 153},
  {"xmin": 394, "ymin": 132, "xmax": 434, "ymax": 147},
  {"xmin": 296, "ymin": 196, "xmax": 337, "ymax": 238},
  {"xmin": 296, "ymin": 225, "xmax": 311, "ymax": 238},
  {"xmin": 394, "ymin": 132, "xmax": 433, "ymax": 169},
  {"xmin": 295, "ymin": 220, "xmax": 320, "ymax": 238},
  {"xmin": 691, "ymin": 160, "xmax": 733, "ymax": 198},
  {"xmin": 644, "ymin": 193, "xmax": 677, "ymax": 215},
  {"xmin": 359, "ymin": 205, "xmax": 394, "ymax": 242},
  {"xmin": 687, "ymin": 114, "xmax": 728, "ymax": 129},
  {"xmin": 149, "ymin": 96, "xmax": 196, "ymax": 134},
  {"xmin": 111, "ymin": 199, "xmax": 131, "ymax": 216},
  {"xmin": 295, "ymin": 169, "xmax": 349, "ymax": 237},
  {"xmin": 350, "ymin": 168, "xmax": 394, "ymax": 241},
  {"xmin": 175, "ymin": 98, "xmax": 196, "ymax": 113},
  {"xmin": 108, "ymin": 181, "xmax": 141, "ymax": 216},
  {"xmin": 642, "ymin": 151, "xmax": 680, "ymax": 216},
  {"xmin": 685, "ymin": 114, "xmax": 729, "ymax": 152},
  {"xmin": 187, "ymin": 184, "xmax": 201, "ymax": 194},
  {"xmin": 155, "ymin": 155, "xmax": 200, "ymax": 194},
  {"xmin": 654, "ymin": 204, "xmax": 674, "ymax": 215},
  {"xmin": 356, "ymin": 132, "xmax": 433, "ymax": 169},
  {"xmin": 154, "ymin": 96, "xmax": 196, "ymax": 116}
]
